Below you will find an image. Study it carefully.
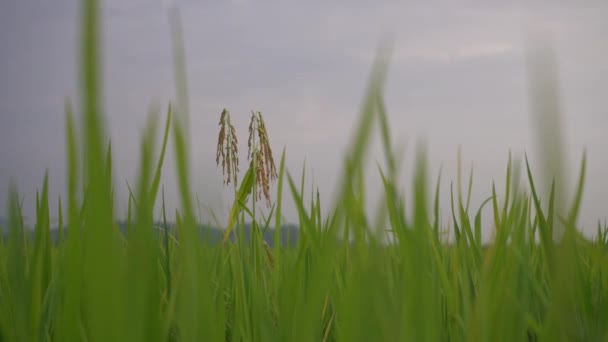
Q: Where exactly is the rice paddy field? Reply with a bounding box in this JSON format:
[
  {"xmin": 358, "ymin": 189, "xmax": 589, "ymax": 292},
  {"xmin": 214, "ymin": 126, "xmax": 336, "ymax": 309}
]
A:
[{"xmin": 1, "ymin": 1, "xmax": 607, "ymax": 341}]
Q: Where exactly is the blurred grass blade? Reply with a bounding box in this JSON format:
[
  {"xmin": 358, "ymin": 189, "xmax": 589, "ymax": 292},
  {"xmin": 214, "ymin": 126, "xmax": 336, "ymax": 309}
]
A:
[
  {"xmin": 526, "ymin": 31, "xmax": 568, "ymax": 241},
  {"xmin": 79, "ymin": 0, "xmax": 125, "ymax": 339}
]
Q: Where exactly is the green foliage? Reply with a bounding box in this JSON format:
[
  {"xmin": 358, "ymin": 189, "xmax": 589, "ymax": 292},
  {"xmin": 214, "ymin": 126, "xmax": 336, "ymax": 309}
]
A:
[{"xmin": 1, "ymin": 0, "xmax": 607, "ymax": 341}]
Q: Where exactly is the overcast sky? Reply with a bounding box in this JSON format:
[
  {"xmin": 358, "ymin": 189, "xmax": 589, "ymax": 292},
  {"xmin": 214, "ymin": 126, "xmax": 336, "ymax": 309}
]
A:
[{"xmin": 1, "ymin": 0, "xmax": 607, "ymax": 237}]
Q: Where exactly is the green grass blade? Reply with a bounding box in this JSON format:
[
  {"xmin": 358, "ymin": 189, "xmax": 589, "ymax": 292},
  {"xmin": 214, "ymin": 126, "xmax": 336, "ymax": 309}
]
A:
[
  {"xmin": 150, "ymin": 105, "xmax": 172, "ymax": 204},
  {"xmin": 79, "ymin": 0, "xmax": 125, "ymax": 338}
]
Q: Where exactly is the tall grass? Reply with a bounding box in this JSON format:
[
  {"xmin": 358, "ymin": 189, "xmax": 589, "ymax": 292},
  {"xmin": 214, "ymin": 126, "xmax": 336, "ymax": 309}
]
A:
[{"xmin": 1, "ymin": 0, "xmax": 607, "ymax": 341}]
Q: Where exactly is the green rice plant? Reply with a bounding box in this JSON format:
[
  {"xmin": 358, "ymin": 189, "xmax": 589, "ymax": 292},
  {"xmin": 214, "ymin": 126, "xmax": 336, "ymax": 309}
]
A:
[{"xmin": 1, "ymin": 0, "xmax": 607, "ymax": 341}]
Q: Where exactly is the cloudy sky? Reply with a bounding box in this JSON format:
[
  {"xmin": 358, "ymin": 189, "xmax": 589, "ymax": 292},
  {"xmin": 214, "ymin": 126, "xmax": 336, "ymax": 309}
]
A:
[{"xmin": 1, "ymin": 0, "xmax": 607, "ymax": 236}]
